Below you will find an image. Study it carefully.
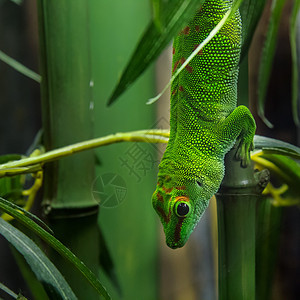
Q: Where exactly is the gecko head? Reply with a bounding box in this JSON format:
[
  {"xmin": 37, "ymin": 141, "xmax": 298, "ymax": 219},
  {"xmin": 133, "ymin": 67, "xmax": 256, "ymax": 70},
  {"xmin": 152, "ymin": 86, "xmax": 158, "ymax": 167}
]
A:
[{"xmin": 152, "ymin": 157, "xmax": 224, "ymax": 249}]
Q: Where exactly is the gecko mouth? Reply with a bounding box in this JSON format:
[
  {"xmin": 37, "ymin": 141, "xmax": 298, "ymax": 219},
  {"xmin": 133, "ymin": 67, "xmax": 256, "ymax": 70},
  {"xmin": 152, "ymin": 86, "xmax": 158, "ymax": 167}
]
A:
[
  {"xmin": 167, "ymin": 241, "xmax": 179, "ymax": 249},
  {"xmin": 166, "ymin": 236, "xmax": 186, "ymax": 249},
  {"xmin": 165, "ymin": 217, "xmax": 186, "ymax": 249}
]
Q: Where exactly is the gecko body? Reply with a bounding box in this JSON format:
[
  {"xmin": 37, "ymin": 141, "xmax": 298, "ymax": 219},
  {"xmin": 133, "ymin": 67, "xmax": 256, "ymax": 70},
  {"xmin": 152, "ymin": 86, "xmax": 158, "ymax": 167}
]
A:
[{"xmin": 152, "ymin": 0, "xmax": 256, "ymax": 249}]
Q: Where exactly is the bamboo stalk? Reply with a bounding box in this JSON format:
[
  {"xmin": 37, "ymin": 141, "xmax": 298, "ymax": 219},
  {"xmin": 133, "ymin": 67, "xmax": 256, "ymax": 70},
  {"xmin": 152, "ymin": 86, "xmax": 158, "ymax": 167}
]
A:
[
  {"xmin": 216, "ymin": 148, "xmax": 269, "ymax": 300},
  {"xmin": 256, "ymin": 197, "xmax": 282, "ymax": 300},
  {"xmin": 37, "ymin": 1, "xmax": 100, "ymax": 298}
]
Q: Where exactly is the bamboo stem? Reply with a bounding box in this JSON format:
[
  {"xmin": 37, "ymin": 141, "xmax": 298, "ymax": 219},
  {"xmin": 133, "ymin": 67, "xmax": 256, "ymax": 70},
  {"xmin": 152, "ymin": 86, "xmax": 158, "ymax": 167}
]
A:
[
  {"xmin": 216, "ymin": 148, "xmax": 269, "ymax": 300},
  {"xmin": 37, "ymin": 1, "xmax": 100, "ymax": 298},
  {"xmin": 256, "ymin": 197, "xmax": 282, "ymax": 300}
]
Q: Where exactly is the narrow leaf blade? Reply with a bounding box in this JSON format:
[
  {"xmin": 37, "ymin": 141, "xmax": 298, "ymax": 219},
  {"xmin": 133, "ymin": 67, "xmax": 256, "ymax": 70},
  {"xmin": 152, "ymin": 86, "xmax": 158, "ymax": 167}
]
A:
[
  {"xmin": 10, "ymin": 0, "xmax": 23, "ymax": 4},
  {"xmin": 0, "ymin": 282, "xmax": 19, "ymax": 299},
  {"xmin": 107, "ymin": 0, "xmax": 205, "ymax": 106},
  {"xmin": 0, "ymin": 50, "xmax": 41, "ymax": 83},
  {"xmin": 290, "ymin": 0, "xmax": 300, "ymax": 125},
  {"xmin": 151, "ymin": 0, "xmax": 163, "ymax": 30},
  {"xmin": 260, "ymin": 153, "xmax": 300, "ymax": 198},
  {"xmin": 11, "ymin": 247, "xmax": 50, "ymax": 300},
  {"xmin": 240, "ymin": 0, "xmax": 267, "ymax": 61},
  {"xmin": 0, "ymin": 218, "xmax": 77, "ymax": 300},
  {"xmin": 0, "ymin": 197, "xmax": 53, "ymax": 234},
  {"xmin": 254, "ymin": 135, "xmax": 300, "ymax": 159},
  {"xmin": 98, "ymin": 227, "xmax": 121, "ymax": 295},
  {"xmin": 257, "ymin": 0, "xmax": 286, "ymax": 127},
  {"xmin": 0, "ymin": 198, "xmax": 110, "ymax": 299}
]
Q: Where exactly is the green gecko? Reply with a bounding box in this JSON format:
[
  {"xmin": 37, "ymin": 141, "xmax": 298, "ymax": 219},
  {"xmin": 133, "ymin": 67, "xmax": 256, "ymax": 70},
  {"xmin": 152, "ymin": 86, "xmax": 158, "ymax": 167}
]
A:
[{"xmin": 152, "ymin": 0, "xmax": 256, "ymax": 249}]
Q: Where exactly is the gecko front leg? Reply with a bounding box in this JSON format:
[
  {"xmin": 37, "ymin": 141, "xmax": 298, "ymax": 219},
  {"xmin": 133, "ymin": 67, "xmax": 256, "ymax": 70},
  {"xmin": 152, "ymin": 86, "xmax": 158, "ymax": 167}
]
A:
[{"xmin": 217, "ymin": 105, "xmax": 256, "ymax": 167}]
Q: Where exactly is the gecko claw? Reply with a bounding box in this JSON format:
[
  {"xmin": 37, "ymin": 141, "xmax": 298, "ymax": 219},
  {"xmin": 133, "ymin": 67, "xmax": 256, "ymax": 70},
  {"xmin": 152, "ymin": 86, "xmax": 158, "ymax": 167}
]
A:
[{"xmin": 235, "ymin": 139, "xmax": 253, "ymax": 167}]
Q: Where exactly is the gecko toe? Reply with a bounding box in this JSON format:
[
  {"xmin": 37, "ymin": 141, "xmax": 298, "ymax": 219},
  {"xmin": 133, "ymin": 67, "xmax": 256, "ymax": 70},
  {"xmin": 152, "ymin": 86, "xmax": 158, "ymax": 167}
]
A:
[{"xmin": 235, "ymin": 141, "xmax": 252, "ymax": 168}]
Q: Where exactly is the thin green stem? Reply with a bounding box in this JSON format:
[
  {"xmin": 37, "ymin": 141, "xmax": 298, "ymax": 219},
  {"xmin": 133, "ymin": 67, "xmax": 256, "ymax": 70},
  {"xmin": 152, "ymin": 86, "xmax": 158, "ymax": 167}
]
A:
[
  {"xmin": 0, "ymin": 130, "xmax": 169, "ymax": 177},
  {"xmin": 0, "ymin": 50, "xmax": 41, "ymax": 83},
  {"xmin": 0, "ymin": 282, "xmax": 19, "ymax": 300}
]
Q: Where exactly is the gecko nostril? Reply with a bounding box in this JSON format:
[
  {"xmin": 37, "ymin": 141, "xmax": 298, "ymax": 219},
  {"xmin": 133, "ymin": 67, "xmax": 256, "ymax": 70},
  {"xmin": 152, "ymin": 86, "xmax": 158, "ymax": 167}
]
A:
[{"xmin": 196, "ymin": 180, "xmax": 202, "ymax": 187}]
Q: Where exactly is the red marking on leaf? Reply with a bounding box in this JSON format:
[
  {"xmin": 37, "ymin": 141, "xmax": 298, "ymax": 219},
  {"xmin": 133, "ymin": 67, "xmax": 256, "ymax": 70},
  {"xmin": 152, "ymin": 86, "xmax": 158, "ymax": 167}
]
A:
[
  {"xmin": 181, "ymin": 26, "xmax": 190, "ymax": 35},
  {"xmin": 172, "ymin": 89, "xmax": 177, "ymax": 96},
  {"xmin": 195, "ymin": 25, "xmax": 200, "ymax": 32},
  {"xmin": 179, "ymin": 86, "xmax": 184, "ymax": 92},
  {"xmin": 172, "ymin": 47, "xmax": 175, "ymax": 55}
]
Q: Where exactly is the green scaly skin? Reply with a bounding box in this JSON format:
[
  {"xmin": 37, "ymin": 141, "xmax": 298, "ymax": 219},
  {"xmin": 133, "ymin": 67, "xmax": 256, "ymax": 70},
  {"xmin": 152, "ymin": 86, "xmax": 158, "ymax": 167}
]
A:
[{"xmin": 152, "ymin": 0, "xmax": 256, "ymax": 249}]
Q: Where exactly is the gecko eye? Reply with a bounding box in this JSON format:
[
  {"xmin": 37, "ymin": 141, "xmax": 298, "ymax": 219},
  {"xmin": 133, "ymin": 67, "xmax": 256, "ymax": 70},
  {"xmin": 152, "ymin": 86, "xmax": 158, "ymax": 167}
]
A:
[{"xmin": 175, "ymin": 201, "xmax": 191, "ymax": 218}]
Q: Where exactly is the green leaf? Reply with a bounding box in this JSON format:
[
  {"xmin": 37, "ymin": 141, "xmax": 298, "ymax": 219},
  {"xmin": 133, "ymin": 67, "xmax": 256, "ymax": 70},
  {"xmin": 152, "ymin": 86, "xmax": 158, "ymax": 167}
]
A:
[
  {"xmin": 257, "ymin": 0, "xmax": 287, "ymax": 128},
  {"xmin": 107, "ymin": 0, "xmax": 206, "ymax": 106},
  {"xmin": 0, "ymin": 172, "xmax": 24, "ymax": 204},
  {"xmin": 10, "ymin": 0, "xmax": 23, "ymax": 4},
  {"xmin": 11, "ymin": 247, "xmax": 50, "ymax": 300},
  {"xmin": 0, "ymin": 197, "xmax": 111, "ymax": 300},
  {"xmin": 0, "ymin": 0, "xmax": 23, "ymax": 4},
  {"xmin": 0, "ymin": 50, "xmax": 41, "ymax": 83},
  {"xmin": 239, "ymin": 0, "xmax": 267, "ymax": 61},
  {"xmin": 25, "ymin": 129, "xmax": 44, "ymax": 156},
  {"xmin": 0, "ymin": 155, "xmax": 25, "ymax": 210},
  {"xmin": 151, "ymin": 0, "xmax": 163, "ymax": 30},
  {"xmin": 0, "ymin": 282, "xmax": 21, "ymax": 299},
  {"xmin": 0, "ymin": 154, "xmax": 23, "ymax": 164},
  {"xmin": 254, "ymin": 135, "xmax": 300, "ymax": 159},
  {"xmin": 0, "ymin": 197, "xmax": 53, "ymax": 234},
  {"xmin": 260, "ymin": 153, "xmax": 300, "ymax": 199},
  {"xmin": 0, "ymin": 217, "xmax": 76, "ymax": 300},
  {"xmin": 290, "ymin": 0, "xmax": 300, "ymax": 125},
  {"xmin": 98, "ymin": 227, "xmax": 121, "ymax": 295}
]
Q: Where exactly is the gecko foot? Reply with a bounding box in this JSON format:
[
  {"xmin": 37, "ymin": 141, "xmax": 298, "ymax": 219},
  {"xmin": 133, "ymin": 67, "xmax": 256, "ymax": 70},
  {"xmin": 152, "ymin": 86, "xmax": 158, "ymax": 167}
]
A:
[{"xmin": 235, "ymin": 139, "xmax": 254, "ymax": 168}]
